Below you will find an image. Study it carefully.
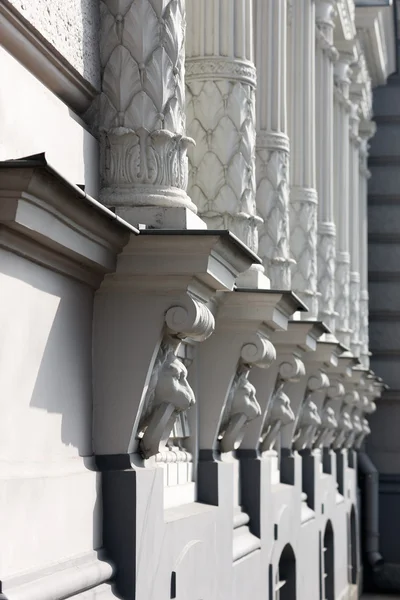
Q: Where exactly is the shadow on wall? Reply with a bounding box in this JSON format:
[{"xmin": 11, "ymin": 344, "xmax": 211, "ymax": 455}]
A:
[{"xmin": 0, "ymin": 251, "xmax": 94, "ymax": 458}]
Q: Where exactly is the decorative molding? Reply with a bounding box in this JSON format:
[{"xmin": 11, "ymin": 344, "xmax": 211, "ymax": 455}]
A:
[
  {"xmin": 99, "ymin": 0, "xmax": 195, "ymax": 210},
  {"xmin": 336, "ymin": 0, "xmax": 356, "ymax": 41},
  {"xmin": 186, "ymin": 75, "xmax": 260, "ymax": 251},
  {"xmin": 186, "ymin": 57, "xmax": 257, "ymax": 88},
  {"xmin": 0, "ymin": 551, "xmax": 114, "ymax": 600},
  {"xmin": 256, "ymin": 133, "xmax": 294, "ymax": 288},
  {"xmin": 0, "ymin": 0, "xmax": 97, "ymax": 114}
]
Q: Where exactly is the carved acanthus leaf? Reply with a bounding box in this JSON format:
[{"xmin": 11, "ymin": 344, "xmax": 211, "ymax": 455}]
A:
[{"xmin": 100, "ymin": 0, "xmax": 191, "ymax": 205}]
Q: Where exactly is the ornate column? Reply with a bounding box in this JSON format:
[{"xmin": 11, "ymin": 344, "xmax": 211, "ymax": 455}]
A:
[
  {"xmin": 99, "ymin": 0, "xmax": 201, "ymax": 228},
  {"xmin": 253, "ymin": 0, "xmax": 293, "ymax": 289},
  {"xmin": 333, "ymin": 53, "xmax": 353, "ymax": 347},
  {"xmin": 315, "ymin": 1, "xmax": 338, "ymax": 330},
  {"xmin": 185, "ymin": 0, "xmax": 265, "ymax": 278},
  {"xmin": 359, "ymin": 120, "xmax": 375, "ymax": 369},
  {"xmin": 288, "ymin": 0, "xmax": 319, "ymax": 317},
  {"xmin": 349, "ymin": 98, "xmax": 362, "ymax": 358}
]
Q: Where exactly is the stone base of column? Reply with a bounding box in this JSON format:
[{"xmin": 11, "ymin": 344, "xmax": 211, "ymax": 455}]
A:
[
  {"xmin": 236, "ymin": 264, "xmax": 271, "ymax": 290},
  {"xmin": 114, "ymin": 205, "xmax": 207, "ymax": 230}
]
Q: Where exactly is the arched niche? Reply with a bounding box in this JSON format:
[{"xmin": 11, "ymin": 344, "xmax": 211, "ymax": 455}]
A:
[
  {"xmin": 323, "ymin": 520, "xmax": 335, "ymax": 600},
  {"xmin": 273, "ymin": 543, "xmax": 296, "ymax": 600},
  {"xmin": 349, "ymin": 505, "xmax": 358, "ymax": 585}
]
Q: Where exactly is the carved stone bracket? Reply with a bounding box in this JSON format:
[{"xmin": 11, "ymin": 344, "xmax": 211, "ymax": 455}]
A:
[
  {"xmin": 293, "ymin": 371, "xmax": 329, "ymax": 451},
  {"xmin": 313, "ymin": 378, "xmax": 344, "ymax": 449},
  {"xmin": 139, "ymin": 296, "xmax": 215, "ymax": 458},
  {"xmin": 218, "ymin": 334, "xmax": 276, "ymax": 452},
  {"xmin": 261, "ymin": 355, "xmax": 305, "ymax": 452}
]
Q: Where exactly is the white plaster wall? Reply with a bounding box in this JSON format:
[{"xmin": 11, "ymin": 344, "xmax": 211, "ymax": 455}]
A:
[
  {"xmin": 0, "ymin": 46, "xmax": 99, "ymax": 198},
  {"xmin": 0, "ymin": 249, "xmax": 100, "ymax": 578},
  {"xmin": 7, "ymin": 0, "xmax": 100, "ymax": 89}
]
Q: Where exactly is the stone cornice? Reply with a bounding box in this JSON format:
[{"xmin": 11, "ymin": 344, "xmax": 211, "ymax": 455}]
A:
[
  {"xmin": 0, "ymin": 0, "xmax": 97, "ymax": 114},
  {"xmin": 0, "ymin": 155, "xmax": 135, "ymax": 286},
  {"xmin": 185, "ymin": 57, "xmax": 257, "ymax": 88},
  {"xmin": 335, "ymin": 0, "xmax": 356, "ymax": 42}
]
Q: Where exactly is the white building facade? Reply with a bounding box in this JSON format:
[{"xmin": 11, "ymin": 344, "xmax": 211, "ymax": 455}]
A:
[{"xmin": 0, "ymin": 1, "xmax": 397, "ymax": 599}]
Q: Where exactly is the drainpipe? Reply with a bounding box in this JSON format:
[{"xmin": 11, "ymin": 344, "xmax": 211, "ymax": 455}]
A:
[
  {"xmin": 359, "ymin": 451, "xmax": 400, "ymax": 591},
  {"xmin": 358, "ymin": 451, "xmax": 384, "ymax": 568}
]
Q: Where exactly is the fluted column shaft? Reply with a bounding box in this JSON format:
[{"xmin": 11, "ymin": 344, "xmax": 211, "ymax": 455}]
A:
[
  {"xmin": 99, "ymin": 0, "xmax": 195, "ymax": 221},
  {"xmin": 185, "ymin": 0, "xmax": 261, "ymax": 253},
  {"xmin": 359, "ymin": 120, "xmax": 375, "ymax": 369},
  {"xmin": 288, "ymin": 0, "xmax": 319, "ymax": 317},
  {"xmin": 315, "ymin": 1, "xmax": 338, "ymax": 331},
  {"xmin": 334, "ymin": 56, "xmax": 352, "ymax": 347},
  {"xmin": 254, "ymin": 0, "xmax": 293, "ymax": 289},
  {"xmin": 349, "ymin": 100, "xmax": 361, "ymax": 357}
]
